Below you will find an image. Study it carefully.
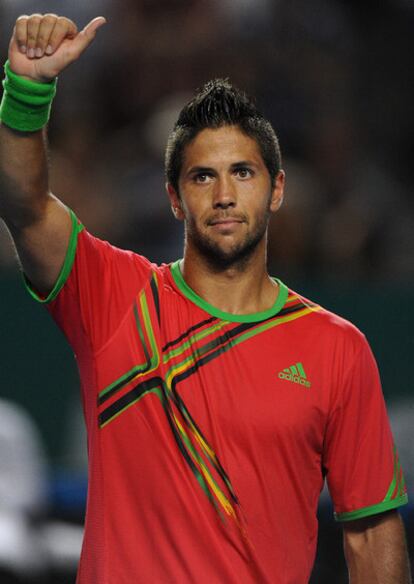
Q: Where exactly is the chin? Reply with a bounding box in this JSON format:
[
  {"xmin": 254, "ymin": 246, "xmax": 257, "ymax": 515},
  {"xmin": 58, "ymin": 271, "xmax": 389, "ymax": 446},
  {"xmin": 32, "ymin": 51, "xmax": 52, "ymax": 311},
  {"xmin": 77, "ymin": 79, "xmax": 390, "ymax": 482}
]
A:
[
  {"xmin": 186, "ymin": 214, "xmax": 269, "ymax": 271},
  {"xmin": 192, "ymin": 235, "xmax": 262, "ymax": 271}
]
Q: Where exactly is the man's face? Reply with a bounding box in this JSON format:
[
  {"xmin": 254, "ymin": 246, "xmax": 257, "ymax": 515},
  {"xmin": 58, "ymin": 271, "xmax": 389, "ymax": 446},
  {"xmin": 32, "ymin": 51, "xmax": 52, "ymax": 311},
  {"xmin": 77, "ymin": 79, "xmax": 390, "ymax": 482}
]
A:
[{"xmin": 168, "ymin": 125, "xmax": 284, "ymax": 269}]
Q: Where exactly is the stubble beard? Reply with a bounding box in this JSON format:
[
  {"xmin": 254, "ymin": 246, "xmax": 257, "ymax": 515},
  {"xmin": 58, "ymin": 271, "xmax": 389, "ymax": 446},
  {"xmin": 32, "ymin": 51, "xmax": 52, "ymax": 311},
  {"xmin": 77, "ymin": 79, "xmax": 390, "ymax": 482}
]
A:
[{"xmin": 185, "ymin": 208, "xmax": 271, "ymax": 272}]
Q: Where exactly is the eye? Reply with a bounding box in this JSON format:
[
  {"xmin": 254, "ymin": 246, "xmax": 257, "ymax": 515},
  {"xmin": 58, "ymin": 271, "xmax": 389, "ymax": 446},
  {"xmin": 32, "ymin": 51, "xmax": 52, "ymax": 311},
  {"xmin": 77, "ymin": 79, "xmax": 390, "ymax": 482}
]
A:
[
  {"xmin": 235, "ymin": 167, "xmax": 253, "ymax": 179},
  {"xmin": 194, "ymin": 172, "xmax": 213, "ymax": 184}
]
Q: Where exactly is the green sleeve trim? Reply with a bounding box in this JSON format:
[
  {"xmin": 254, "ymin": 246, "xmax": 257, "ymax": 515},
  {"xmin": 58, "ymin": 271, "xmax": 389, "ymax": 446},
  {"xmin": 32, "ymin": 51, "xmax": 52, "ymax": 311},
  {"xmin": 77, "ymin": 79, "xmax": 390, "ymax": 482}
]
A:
[
  {"xmin": 334, "ymin": 494, "xmax": 409, "ymax": 522},
  {"xmin": 170, "ymin": 259, "xmax": 289, "ymax": 323},
  {"xmin": 24, "ymin": 209, "xmax": 84, "ymax": 304}
]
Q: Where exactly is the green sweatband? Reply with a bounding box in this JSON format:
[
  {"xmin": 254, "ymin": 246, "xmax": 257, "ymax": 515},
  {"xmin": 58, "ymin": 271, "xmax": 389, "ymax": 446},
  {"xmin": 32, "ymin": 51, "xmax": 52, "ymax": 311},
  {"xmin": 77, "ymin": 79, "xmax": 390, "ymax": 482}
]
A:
[{"xmin": 0, "ymin": 60, "xmax": 57, "ymax": 132}]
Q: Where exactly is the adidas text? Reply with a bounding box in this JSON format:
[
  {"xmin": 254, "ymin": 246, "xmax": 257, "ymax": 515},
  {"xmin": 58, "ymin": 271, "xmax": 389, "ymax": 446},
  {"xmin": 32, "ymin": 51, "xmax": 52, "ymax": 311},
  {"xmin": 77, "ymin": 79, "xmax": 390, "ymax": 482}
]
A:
[{"xmin": 278, "ymin": 371, "xmax": 311, "ymax": 388}]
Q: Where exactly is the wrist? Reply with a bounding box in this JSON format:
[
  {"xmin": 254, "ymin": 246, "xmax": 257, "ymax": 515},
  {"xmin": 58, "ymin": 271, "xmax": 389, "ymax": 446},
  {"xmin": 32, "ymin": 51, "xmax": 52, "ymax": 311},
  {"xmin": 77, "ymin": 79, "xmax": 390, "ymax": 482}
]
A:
[{"xmin": 0, "ymin": 60, "xmax": 57, "ymax": 132}]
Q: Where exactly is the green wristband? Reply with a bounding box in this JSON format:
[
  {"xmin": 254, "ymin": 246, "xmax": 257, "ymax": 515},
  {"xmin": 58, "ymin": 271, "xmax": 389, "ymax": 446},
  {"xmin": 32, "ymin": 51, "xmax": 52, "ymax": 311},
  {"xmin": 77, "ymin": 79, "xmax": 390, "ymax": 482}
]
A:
[{"xmin": 0, "ymin": 60, "xmax": 57, "ymax": 132}]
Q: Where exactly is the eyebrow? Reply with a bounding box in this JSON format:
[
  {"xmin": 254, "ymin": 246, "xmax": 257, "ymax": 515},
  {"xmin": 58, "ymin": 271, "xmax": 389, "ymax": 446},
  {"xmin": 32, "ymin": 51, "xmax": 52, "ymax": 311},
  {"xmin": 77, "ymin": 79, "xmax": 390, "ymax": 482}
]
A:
[
  {"xmin": 230, "ymin": 160, "xmax": 257, "ymax": 169},
  {"xmin": 186, "ymin": 166, "xmax": 214, "ymax": 176},
  {"xmin": 186, "ymin": 160, "xmax": 258, "ymax": 176}
]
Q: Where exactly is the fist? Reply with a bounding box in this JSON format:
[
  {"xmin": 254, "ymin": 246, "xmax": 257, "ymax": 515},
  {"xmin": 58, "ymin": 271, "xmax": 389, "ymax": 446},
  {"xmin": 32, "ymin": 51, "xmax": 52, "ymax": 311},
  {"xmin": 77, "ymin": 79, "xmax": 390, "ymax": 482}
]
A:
[{"xmin": 9, "ymin": 13, "xmax": 106, "ymax": 82}]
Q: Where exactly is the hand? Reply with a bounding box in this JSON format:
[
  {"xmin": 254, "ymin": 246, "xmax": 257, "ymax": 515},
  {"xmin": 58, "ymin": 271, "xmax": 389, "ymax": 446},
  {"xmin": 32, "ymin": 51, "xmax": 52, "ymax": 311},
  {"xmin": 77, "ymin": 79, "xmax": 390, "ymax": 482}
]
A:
[{"xmin": 8, "ymin": 13, "xmax": 106, "ymax": 82}]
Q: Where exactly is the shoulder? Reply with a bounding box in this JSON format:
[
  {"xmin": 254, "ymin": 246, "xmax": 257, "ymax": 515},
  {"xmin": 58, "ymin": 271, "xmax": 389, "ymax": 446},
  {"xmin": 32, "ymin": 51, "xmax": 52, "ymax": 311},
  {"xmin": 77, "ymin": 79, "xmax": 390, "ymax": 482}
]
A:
[
  {"xmin": 72, "ymin": 226, "xmax": 182, "ymax": 299},
  {"xmin": 287, "ymin": 287, "xmax": 369, "ymax": 356},
  {"xmin": 76, "ymin": 228, "xmax": 159, "ymax": 277}
]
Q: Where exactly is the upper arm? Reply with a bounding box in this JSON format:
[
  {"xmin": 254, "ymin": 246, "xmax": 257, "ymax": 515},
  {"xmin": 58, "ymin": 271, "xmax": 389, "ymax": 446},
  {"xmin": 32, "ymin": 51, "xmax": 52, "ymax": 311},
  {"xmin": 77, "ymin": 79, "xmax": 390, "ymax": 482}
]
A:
[
  {"xmin": 323, "ymin": 333, "xmax": 408, "ymax": 522},
  {"xmin": 6, "ymin": 193, "xmax": 72, "ymax": 296},
  {"xmin": 343, "ymin": 509, "xmax": 404, "ymax": 545},
  {"xmin": 343, "ymin": 510, "xmax": 411, "ymax": 582}
]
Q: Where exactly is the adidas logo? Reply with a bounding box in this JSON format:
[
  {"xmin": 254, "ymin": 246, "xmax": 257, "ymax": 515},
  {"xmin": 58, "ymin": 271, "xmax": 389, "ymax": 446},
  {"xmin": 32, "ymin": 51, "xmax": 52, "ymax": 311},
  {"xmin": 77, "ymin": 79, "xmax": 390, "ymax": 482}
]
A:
[{"xmin": 278, "ymin": 362, "xmax": 311, "ymax": 388}]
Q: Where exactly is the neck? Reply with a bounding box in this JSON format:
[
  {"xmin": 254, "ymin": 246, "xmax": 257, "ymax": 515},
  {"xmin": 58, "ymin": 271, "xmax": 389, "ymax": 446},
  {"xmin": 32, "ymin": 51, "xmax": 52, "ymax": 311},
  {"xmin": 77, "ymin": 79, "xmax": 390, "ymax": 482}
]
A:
[{"xmin": 181, "ymin": 240, "xmax": 278, "ymax": 315}]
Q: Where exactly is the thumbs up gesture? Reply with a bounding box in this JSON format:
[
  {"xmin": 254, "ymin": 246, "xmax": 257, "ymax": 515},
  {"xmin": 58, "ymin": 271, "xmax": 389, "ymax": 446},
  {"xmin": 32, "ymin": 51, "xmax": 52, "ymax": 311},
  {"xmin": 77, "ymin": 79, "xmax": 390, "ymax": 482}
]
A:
[{"xmin": 8, "ymin": 14, "xmax": 106, "ymax": 82}]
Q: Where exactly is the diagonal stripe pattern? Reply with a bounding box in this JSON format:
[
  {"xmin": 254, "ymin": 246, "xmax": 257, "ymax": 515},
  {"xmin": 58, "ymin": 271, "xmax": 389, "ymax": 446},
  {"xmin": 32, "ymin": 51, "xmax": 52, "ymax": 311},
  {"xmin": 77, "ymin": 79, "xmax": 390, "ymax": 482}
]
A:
[{"xmin": 97, "ymin": 277, "xmax": 320, "ymax": 527}]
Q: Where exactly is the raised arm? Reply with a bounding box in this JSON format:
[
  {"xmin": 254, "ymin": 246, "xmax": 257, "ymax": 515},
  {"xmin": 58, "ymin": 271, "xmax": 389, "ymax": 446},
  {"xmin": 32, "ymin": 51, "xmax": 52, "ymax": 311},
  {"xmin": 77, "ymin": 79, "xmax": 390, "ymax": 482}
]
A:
[
  {"xmin": 0, "ymin": 14, "xmax": 106, "ymax": 295},
  {"xmin": 343, "ymin": 510, "xmax": 412, "ymax": 583}
]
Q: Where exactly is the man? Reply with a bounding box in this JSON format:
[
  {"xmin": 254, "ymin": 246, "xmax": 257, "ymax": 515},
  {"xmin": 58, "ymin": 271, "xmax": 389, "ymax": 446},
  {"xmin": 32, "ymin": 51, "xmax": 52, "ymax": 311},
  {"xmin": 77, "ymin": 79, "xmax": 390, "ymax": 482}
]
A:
[{"xmin": 0, "ymin": 13, "xmax": 411, "ymax": 584}]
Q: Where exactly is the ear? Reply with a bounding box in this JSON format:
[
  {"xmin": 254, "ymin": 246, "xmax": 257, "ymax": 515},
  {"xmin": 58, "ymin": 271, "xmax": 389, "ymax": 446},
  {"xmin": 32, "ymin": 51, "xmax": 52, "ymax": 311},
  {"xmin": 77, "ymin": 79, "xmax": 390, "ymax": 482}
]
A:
[
  {"xmin": 269, "ymin": 170, "xmax": 285, "ymax": 213},
  {"xmin": 166, "ymin": 183, "xmax": 185, "ymax": 221}
]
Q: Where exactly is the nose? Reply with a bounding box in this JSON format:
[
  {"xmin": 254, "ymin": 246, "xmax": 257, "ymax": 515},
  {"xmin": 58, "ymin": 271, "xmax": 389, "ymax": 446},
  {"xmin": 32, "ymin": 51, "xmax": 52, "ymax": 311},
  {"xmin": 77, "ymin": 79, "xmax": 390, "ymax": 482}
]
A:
[{"xmin": 212, "ymin": 176, "xmax": 236, "ymax": 209}]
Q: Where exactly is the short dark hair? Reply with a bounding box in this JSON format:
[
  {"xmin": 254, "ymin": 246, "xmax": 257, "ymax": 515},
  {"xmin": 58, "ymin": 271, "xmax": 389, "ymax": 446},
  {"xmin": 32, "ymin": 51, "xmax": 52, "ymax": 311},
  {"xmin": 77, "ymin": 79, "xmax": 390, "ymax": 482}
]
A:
[{"xmin": 165, "ymin": 79, "xmax": 282, "ymax": 193}]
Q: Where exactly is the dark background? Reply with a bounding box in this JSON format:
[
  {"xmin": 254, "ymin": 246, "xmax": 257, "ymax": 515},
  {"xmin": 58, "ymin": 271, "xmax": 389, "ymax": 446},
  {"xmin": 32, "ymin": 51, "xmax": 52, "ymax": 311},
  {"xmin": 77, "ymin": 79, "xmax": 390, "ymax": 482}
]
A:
[{"xmin": 0, "ymin": 0, "xmax": 413, "ymax": 582}]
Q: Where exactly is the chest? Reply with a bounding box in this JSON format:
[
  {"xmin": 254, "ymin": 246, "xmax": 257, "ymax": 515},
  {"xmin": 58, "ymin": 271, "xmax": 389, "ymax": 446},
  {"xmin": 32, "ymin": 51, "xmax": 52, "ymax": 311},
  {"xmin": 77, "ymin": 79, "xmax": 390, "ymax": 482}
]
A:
[{"xmin": 96, "ymin": 293, "xmax": 329, "ymax": 447}]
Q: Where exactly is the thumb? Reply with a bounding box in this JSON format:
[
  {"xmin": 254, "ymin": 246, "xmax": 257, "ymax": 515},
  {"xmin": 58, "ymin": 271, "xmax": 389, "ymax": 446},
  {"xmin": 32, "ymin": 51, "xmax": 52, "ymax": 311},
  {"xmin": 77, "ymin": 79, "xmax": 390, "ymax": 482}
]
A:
[{"xmin": 72, "ymin": 16, "xmax": 107, "ymax": 55}]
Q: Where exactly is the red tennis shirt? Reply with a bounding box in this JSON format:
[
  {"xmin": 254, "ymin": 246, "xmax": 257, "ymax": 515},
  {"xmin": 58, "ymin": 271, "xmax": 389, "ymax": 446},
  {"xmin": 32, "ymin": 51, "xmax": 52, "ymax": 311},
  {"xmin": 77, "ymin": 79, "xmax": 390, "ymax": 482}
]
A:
[{"xmin": 27, "ymin": 211, "xmax": 408, "ymax": 583}]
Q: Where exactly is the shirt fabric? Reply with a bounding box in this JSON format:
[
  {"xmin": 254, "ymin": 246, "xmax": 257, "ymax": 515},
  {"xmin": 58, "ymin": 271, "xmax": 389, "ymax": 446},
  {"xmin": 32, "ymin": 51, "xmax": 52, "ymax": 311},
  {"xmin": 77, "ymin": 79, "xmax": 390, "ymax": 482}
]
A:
[{"xmin": 27, "ymin": 211, "xmax": 408, "ymax": 584}]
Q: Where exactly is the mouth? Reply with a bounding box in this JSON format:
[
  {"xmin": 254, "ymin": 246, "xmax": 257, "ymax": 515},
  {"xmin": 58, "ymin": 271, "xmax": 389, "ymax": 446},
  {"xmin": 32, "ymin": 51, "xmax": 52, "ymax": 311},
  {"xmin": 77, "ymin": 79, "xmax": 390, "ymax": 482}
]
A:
[
  {"xmin": 206, "ymin": 218, "xmax": 246, "ymax": 235},
  {"xmin": 207, "ymin": 216, "xmax": 245, "ymax": 227}
]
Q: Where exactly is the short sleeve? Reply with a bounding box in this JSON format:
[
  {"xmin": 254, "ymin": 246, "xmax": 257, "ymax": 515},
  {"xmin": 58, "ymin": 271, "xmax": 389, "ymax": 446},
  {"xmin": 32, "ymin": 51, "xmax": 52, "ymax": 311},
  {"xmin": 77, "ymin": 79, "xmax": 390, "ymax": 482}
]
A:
[
  {"xmin": 323, "ymin": 335, "xmax": 408, "ymax": 521},
  {"xmin": 24, "ymin": 209, "xmax": 155, "ymax": 354}
]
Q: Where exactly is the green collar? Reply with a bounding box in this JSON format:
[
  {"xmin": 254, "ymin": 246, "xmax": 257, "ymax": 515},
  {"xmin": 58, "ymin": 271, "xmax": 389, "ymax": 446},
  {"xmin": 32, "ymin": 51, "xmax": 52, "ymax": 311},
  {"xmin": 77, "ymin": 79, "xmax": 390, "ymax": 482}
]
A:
[{"xmin": 170, "ymin": 260, "xmax": 288, "ymax": 323}]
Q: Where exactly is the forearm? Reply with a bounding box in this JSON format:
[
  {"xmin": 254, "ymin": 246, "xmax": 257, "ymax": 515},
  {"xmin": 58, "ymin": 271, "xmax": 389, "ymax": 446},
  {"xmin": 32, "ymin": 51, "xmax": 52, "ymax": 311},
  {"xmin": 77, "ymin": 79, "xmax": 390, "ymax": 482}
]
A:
[
  {"xmin": 0, "ymin": 123, "xmax": 49, "ymax": 229},
  {"xmin": 0, "ymin": 12, "xmax": 105, "ymax": 230},
  {"xmin": 343, "ymin": 511, "xmax": 412, "ymax": 584},
  {"xmin": 0, "ymin": 13, "xmax": 105, "ymax": 293}
]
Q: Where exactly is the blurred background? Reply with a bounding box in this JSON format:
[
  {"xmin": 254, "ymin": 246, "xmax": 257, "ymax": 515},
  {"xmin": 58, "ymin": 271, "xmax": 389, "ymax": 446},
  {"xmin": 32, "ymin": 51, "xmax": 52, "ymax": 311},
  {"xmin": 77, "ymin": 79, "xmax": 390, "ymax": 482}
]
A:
[{"xmin": 0, "ymin": 0, "xmax": 413, "ymax": 582}]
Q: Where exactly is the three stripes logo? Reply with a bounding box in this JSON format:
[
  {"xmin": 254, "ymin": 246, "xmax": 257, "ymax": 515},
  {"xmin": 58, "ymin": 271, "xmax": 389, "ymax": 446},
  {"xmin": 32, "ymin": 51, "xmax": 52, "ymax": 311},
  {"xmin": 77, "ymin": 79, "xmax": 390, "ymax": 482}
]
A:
[{"xmin": 278, "ymin": 362, "xmax": 311, "ymax": 388}]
